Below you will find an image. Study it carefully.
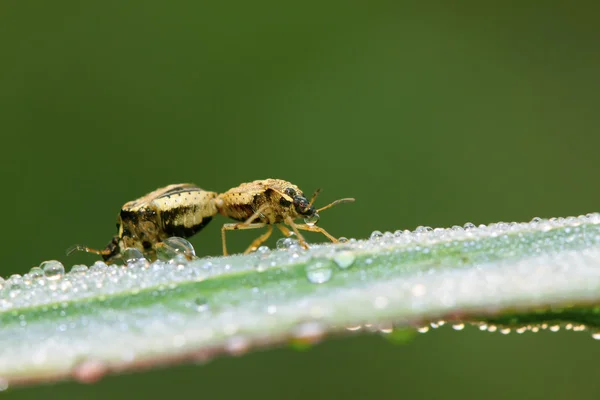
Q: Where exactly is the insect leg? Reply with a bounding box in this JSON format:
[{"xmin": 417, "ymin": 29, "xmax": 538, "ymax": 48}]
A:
[
  {"xmin": 276, "ymin": 225, "xmax": 293, "ymax": 237},
  {"xmin": 242, "ymin": 204, "xmax": 270, "ymax": 225},
  {"xmin": 66, "ymin": 244, "xmax": 113, "ymax": 257},
  {"xmin": 243, "ymin": 224, "xmax": 273, "ymax": 254},
  {"xmin": 293, "ymin": 223, "xmax": 339, "ymax": 243},
  {"xmin": 283, "ymin": 217, "xmax": 309, "ymax": 250},
  {"xmin": 220, "ymin": 203, "xmax": 272, "ymax": 255},
  {"xmin": 221, "ymin": 222, "xmax": 267, "ymax": 256}
]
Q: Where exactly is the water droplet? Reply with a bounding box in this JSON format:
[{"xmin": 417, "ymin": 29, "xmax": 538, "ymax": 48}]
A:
[
  {"xmin": 370, "ymin": 230, "xmax": 383, "ymax": 240},
  {"xmin": 463, "ymin": 222, "xmax": 476, "ymax": 230},
  {"xmin": 338, "ymin": 237, "xmax": 349, "ymax": 243},
  {"xmin": 379, "ymin": 325, "xmax": 393, "ymax": 334},
  {"xmin": 500, "ymin": 328, "xmax": 511, "ymax": 335},
  {"xmin": 8, "ymin": 274, "xmax": 23, "ymax": 292},
  {"xmin": 292, "ymin": 321, "xmax": 325, "ymax": 345},
  {"xmin": 225, "ymin": 336, "xmax": 250, "ymax": 356},
  {"xmin": 306, "ymin": 260, "xmax": 333, "ymax": 284},
  {"xmin": 26, "ymin": 267, "xmax": 43, "ymax": 283},
  {"xmin": 416, "ymin": 326, "xmax": 429, "ymax": 333},
  {"xmin": 452, "ymin": 323, "xmax": 465, "ymax": 331},
  {"xmin": 70, "ymin": 264, "xmax": 88, "ymax": 274},
  {"xmin": 255, "ymin": 258, "xmax": 273, "ymax": 272},
  {"xmin": 549, "ymin": 325, "xmax": 560, "ymax": 332},
  {"xmin": 304, "ymin": 213, "xmax": 320, "ymax": 226},
  {"xmin": 73, "ymin": 360, "xmax": 108, "ymax": 384},
  {"xmin": 90, "ymin": 261, "xmax": 108, "ymax": 272},
  {"xmin": 40, "ymin": 260, "xmax": 65, "ymax": 280},
  {"xmin": 332, "ymin": 251, "xmax": 355, "ymax": 269},
  {"xmin": 60, "ymin": 279, "xmax": 73, "ymax": 291},
  {"xmin": 415, "ymin": 226, "xmax": 433, "ymax": 233},
  {"xmin": 156, "ymin": 237, "xmax": 196, "ymax": 261},
  {"xmin": 122, "ymin": 248, "xmax": 148, "ymax": 267},
  {"xmin": 277, "ymin": 237, "xmax": 298, "ymax": 250},
  {"xmin": 194, "ymin": 297, "xmax": 209, "ymax": 312},
  {"xmin": 256, "ymin": 246, "xmax": 270, "ymax": 254}
]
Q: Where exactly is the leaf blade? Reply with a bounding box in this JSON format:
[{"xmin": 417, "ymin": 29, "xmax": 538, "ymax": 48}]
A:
[{"xmin": 2, "ymin": 214, "xmax": 600, "ymax": 388}]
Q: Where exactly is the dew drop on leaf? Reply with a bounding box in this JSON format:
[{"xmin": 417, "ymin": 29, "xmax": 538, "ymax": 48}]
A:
[
  {"xmin": 122, "ymin": 248, "xmax": 148, "ymax": 267},
  {"xmin": 332, "ymin": 250, "xmax": 355, "ymax": 269},
  {"xmin": 305, "ymin": 261, "xmax": 333, "ymax": 284},
  {"xmin": 40, "ymin": 260, "xmax": 65, "ymax": 280}
]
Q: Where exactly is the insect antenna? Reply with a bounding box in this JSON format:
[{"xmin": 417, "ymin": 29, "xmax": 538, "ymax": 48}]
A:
[
  {"xmin": 316, "ymin": 197, "xmax": 355, "ymax": 213},
  {"xmin": 66, "ymin": 244, "xmax": 112, "ymax": 257},
  {"xmin": 306, "ymin": 188, "xmax": 322, "ymax": 209}
]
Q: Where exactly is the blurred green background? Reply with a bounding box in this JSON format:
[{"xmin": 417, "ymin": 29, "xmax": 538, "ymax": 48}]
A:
[{"xmin": 2, "ymin": 1, "xmax": 600, "ymax": 399}]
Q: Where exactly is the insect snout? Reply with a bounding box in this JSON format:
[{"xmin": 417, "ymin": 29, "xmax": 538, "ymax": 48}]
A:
[{"xmin": 293, "ymin": 195, "xmax": 315, "ymax": 217}]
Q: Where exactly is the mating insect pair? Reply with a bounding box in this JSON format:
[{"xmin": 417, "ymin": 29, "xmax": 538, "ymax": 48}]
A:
[{"xmin": 68, "ymin": 179, "xmax": 354, "ymax": 264}]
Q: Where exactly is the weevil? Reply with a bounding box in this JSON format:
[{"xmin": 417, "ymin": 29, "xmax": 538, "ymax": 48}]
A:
[
  {"xmin": 67, "ymin": 183, "xmax": 218, "ymax": 263},
  {"xmin": 68, "ymin": 179, "xmax": 354, "ymax": 262},
  {"xmin": 214, "ymin": 178, "xmax": 354, "ymax": 255}
]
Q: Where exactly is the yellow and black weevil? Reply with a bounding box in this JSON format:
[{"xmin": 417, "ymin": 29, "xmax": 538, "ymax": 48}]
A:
[
  {"xmin": 68, "ymin": 179, "xmax": 354, "ymax": 262},
  {"xmin": 214, "ymin": 178, "xmax": 354, "ymax": 255},
  {"xmin": 68, "ymin": 183, "xmax": 218, "ymax": 263}
]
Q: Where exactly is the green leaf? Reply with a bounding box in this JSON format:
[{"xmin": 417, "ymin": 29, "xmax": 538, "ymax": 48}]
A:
[{"xmin": 2, "ymin": 214, "xmax": 600, "ymax": 389}]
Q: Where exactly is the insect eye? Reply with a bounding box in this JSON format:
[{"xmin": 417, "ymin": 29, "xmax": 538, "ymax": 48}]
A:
[
  {"xmin": 284, "ymin": 188, "xmax": 296, "ymax": 197},
  {"xmin": 294, "ymin": 196, "xmax": 307, "ymax": 208}
]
